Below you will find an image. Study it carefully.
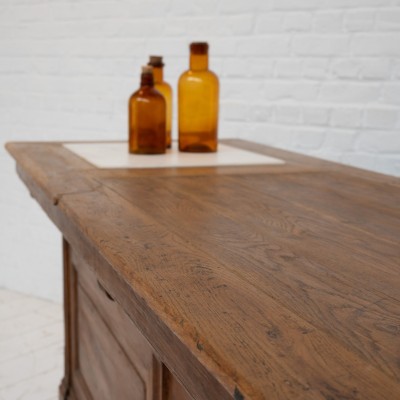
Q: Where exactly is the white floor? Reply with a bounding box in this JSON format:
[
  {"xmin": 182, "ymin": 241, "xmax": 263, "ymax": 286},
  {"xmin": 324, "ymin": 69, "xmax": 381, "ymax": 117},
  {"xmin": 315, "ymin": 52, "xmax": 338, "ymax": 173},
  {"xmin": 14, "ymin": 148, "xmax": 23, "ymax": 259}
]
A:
[{"xmin": 0, "ymin": 289, "xmax": 64, "ymax": 400}]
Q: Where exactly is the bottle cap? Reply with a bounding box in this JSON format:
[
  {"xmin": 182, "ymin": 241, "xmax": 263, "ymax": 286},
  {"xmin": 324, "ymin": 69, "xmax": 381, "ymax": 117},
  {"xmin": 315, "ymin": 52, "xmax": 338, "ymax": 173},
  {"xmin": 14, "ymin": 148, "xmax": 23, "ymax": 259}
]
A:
[
  {"xmin": 141, "ymin": 65, "xmax": 153, "ymax": 74},
  {"xmin": 190, "ymin": 42, "xmax": 209, "ymax": 55},
  {"xmin": 148, "ymin": 56, "xmax": 164, "ymax": 67}
]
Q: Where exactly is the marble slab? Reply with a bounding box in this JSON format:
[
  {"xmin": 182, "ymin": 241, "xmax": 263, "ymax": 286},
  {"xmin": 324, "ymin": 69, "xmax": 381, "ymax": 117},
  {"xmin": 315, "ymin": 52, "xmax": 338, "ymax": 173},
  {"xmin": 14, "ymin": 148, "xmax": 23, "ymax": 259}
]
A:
[{"xmin": 63, "ymin": 142, "xmax": 285, "ymax": 169}]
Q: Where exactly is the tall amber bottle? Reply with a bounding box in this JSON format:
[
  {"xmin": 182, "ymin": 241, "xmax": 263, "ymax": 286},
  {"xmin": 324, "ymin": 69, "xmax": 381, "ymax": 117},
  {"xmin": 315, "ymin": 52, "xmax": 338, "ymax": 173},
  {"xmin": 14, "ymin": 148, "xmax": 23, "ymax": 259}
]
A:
[
  {"xmin": 178, "ymin": 42, "xmax": 219, "ymax": 152},
  {"xmin": 148, "ymin": 56, "xmax": 172, "ymax": 148},
  {"xmin": 129, "ymin": 66, "xmax": 166, "ymax": 154}
]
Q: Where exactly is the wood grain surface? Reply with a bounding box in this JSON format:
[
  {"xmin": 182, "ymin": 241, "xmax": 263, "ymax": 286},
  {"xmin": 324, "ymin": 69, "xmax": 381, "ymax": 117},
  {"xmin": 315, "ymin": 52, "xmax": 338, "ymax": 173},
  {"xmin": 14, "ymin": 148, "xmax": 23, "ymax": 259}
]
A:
[{"xmin": 6, "ymin": 139, "xmax": 400, "ymax": 400}]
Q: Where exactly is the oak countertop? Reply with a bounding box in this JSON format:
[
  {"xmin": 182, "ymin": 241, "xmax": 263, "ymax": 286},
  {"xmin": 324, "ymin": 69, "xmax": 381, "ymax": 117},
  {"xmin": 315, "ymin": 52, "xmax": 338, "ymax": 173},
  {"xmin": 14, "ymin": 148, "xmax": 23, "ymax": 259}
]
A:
[{"xmin": 6, "ymin": 139, "xmax": 400, "ymax": 400}]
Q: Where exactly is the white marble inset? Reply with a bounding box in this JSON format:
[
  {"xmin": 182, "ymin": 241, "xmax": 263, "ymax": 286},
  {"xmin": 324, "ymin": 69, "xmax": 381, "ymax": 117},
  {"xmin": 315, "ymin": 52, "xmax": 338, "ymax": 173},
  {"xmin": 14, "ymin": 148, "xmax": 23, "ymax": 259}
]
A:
[{"xmin": 63, "ymin": 142, "xmax": 285, "ymax": 169}]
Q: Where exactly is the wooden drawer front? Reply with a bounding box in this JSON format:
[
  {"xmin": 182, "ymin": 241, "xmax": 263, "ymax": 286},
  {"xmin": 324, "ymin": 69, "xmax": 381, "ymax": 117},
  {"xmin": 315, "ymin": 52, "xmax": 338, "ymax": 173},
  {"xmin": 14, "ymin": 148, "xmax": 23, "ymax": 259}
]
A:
[
  {"xmin": 78, "ymin": 285, "xmax": 146, "ymax": 400},
  {"xmin": 74, "ymin": 251, "xmax": 155, "ymax": 384}
]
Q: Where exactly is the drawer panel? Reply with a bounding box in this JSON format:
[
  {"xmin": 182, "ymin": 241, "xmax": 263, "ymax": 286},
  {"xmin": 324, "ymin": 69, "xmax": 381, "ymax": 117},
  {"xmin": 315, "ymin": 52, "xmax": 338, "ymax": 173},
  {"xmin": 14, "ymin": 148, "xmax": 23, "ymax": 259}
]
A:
[
  {"xmin": 73, "ymin": 250, "xmax": 154, "ymax": 382},
  {"xmin": 78, "ymin": 285, "xmax": 146, "ymax": 400}
]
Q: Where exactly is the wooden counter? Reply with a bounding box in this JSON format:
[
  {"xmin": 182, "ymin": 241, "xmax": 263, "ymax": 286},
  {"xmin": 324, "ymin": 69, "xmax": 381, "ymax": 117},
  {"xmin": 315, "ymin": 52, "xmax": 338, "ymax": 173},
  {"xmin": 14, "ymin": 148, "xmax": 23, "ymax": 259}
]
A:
[{"xmin": 6, "ymin": 140, "xmax": 400, "ymax": 400}]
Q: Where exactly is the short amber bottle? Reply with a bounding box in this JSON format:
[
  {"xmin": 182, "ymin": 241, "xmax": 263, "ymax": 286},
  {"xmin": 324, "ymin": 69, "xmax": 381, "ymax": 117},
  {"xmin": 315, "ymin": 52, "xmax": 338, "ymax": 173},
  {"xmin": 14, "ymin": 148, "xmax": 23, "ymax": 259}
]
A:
[
  {"xmin": 129, "ymin": 66, "xmax": 166, "ymax": 154},
  {"xmin": 148, "ymin": 56, "xmax": 173, "ymax": 149},
  {"xmin": 178, "ymin": 42, "xmax": 219, "ymax": 152}
]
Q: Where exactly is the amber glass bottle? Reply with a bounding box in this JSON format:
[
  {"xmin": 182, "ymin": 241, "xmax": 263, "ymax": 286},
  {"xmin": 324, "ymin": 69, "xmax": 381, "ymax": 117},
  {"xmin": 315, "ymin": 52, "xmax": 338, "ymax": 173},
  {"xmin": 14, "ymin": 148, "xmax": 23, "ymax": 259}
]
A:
[
  {"xmin": 148, "ymin": 56, "xmax": 172, "ymax": 148},
  {"xmin": 129, "ymin": 66, "xmax": 166, "ymax": 154},
  {"xmin": 178, "ymin": 42, "xmax": 219, "ymax": 152}
]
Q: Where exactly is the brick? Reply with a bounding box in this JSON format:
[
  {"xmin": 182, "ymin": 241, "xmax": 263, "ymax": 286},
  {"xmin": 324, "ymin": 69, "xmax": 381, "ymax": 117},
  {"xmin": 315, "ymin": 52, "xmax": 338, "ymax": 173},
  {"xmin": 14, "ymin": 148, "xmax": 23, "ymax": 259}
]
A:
[
  {"xmin": 24, "ymin": 94, "xmax": 44, "ymax": 111},
  {"xmin": 292, "ymin": 35, "xmax": 349, "ymax": 56},
  {"xmin": 71, "ymin": 21, "xmax": 120, "ymax": 39},
  {"xmin": 248, "ymin": 104, "xmax": 274, "ymax": 122},
  {"xmin": 0, "ymin": 58, "xmax": 28, "ymax": 74},
  {"xmin": 217, "ymin": 15, "xmax": 255, "ymax": 35},
  {"xmin": 352, "ymin": 34, "xmax": 400, "ymax": 56},
  {"xmin": 303, "ymin": 59, "xmax": 329, "ymax": 79},
  {"xmin": 107, "ymin": 58, "xmax": 137, "ymax": 78},
  {"xmin": 344, "ymin": 11, "xmax": 376, "ymax": 32},
  {"xmin": 323, "ymin": 130, "xmax": 358, "ymax": 152},
  {"xmin": 382, "ymin": 83, "xmax": 400, "ymax": 105},
  {"xmin": 248, "ymin": 59, "xmax": 275, "ymax": 78},
  {"xmin": 65, "ymin": 39, "xmax": 105, "ymax": 57},
  {"xmin": 324, "ymin": 0, "xmax": 393, "ymax": 8},
  {"xmin": 373, "ymin": 156, "xmax": 400, "ymax": 176},
  {"xmin": 255, "ymin": 13, "xmax": 284, "ymax": 33},
  {"xmin": 0, "ymin": 76, "xmax": 25, "ymax": 92},
  {"xmin": 295, "ymin": 129, "xmax": 326, "ymax": 150},
  {"xmin": 320, "ymin": 83, "xmax": 380, "ymax": 103},
  {"xmin": 145, "ymin": 38, "xmax": 187, "ymax": 56},
  {"xmin": 275, "ymin": 105, "xmax": 301, "ymax": 124},
  {"xmin": 222, "ymin": 80, "xmax": 262, "ymax": 101},
  {"xmin": 0, "ymin": 39, "xmax": 46, "ymax": 57},
  {"xmin": 117, "ymin": 19, "xmax": 165, "ymax": 38},
  {"xmin": 237, "ymin": 36, "xmax": 291, "ymax": 56},
  {"xmin": 162, "ymin": 19, "xmax": 186, "ymax": 37},
  {"xmin": 14, "ymin": 4, "xmax": 54, "ymax": 22},
  {"xmin": 220, "ymin": 121, "xmax": 250, "ymax": 138},
  {"xmin": 376, "ymin": 9, "xmax": 400, "ymax": 30},
  {"xmin": 166, "ymin": 15, "xmax": 254, "ymax": 36},
  {"xmin": 314, "ymin": 12, "xmax": 344, "ymax": 33},
  {"xmin": 170, "ymin": 0, "xmax": 220, "ymax": 16},
  {"xmin": 331, "ymin": 108, "xmax": 361, "ymax": 128},
  {"xmin": 50, "ymin": 3, "xmax": 87, "ymax": 21},
  {"xmin": 392, "ymin": 61, "xmax": 400, "ymax": 79},
  {"xmin": 125, "ymin": 0, "xmax": 170, "ymax": 18},
  {"xmin": 0, "ymin": 93, "xmax": 21, "ymax": 109},
  {"xmin": 263, "ymin": 82, "xmax": 319, "ymax": 101},
  {"xmin": 360, "ymin": 59, "xmax": 390, "ymax": 79},
  {"xmin": 275, "ymin": 59, "xmax": 303, "ymax": 79},
  {"xmin": 331, "ymin": 59, "xmax": 361, "ymax": 79},
  {"xmin": 273, "ymin": 0, "xmax": 320, "ymax": 10},
  {"xmin": 0, "ymin": 26, "xmax": 14, "ymax": 40},
  {"xmin": 302, "ymin": 106, "xmax": 330, "ymax": 126},
  {"xmin": 357, "ymin": 131, "xmax": 400, "ymax": 153},
  {"xmin": 0, "ymin": 109, "xmax": 18, "ymax": 123},
  {"xmin": 210, "ymin": 38, "xmax": 237, "ymax": 56},
  {"xmin": 364, "ymin": 108, "xmax": 398, "ymax": 129},
  {"xmin": 341, "ymin": 153, "xmax": 377, "ymax": 171},
  {"xmin": 284, "ymin": 12, "xmax": 312, "ymax": 31},
  {"xmin": 219, "ymin": 0, "xmax": 267, "ymax": 14},
  {"xmin": 221, "ymin": 101, "xmax": 249, "ymax": 121},
  {"xmin": 165, "ymin": 17, "xmax": 204, "ymax": 36},
  {"xmin": 81, "ymin": 2, "xmax": 126, "ymax": 19},
  {"xmin": 271, "ymin": 126, "xmax": 298, "ymax": 148},
  {"xmin": 222, "ymin": 58, "xmax": 248, "ymax": 77}
]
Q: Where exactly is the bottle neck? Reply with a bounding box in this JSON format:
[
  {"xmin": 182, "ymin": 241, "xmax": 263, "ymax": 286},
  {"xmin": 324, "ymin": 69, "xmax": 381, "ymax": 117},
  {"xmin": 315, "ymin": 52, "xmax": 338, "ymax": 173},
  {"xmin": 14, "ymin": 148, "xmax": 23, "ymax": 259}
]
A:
[
  {"xmin": 152, "ymin": 66, "xmax": 163, "ymax": 83},
  {"xmin": 140, "ymin": 72, "xmax": 154, "ymax": 87},
  {"xmin": 190, "ymin": 53, "xmax": 208, "ymax": 71}
]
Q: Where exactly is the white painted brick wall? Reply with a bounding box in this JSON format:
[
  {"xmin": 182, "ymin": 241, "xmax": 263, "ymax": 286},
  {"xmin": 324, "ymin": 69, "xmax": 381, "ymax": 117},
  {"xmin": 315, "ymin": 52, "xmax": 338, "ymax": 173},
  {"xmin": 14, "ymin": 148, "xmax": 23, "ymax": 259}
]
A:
[{"xmin": 1, "ymin": 0, "xmax": 399, "ymax": 300}]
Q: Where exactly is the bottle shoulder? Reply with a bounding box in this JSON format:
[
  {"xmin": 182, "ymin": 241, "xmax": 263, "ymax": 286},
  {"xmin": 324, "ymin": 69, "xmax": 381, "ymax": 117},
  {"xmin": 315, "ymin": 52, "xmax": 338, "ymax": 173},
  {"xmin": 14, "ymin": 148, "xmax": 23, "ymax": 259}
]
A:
[
  {"xmin": 178, "ymin": 69, "xmax": 219, "ymax": 84},
  {"xmin": 130, "ymin": 87, "xmax": 166, "ymax": 103},
  {"xmin": 155, "ymin": 81, "xmax": 173, "ymax": 95}
]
